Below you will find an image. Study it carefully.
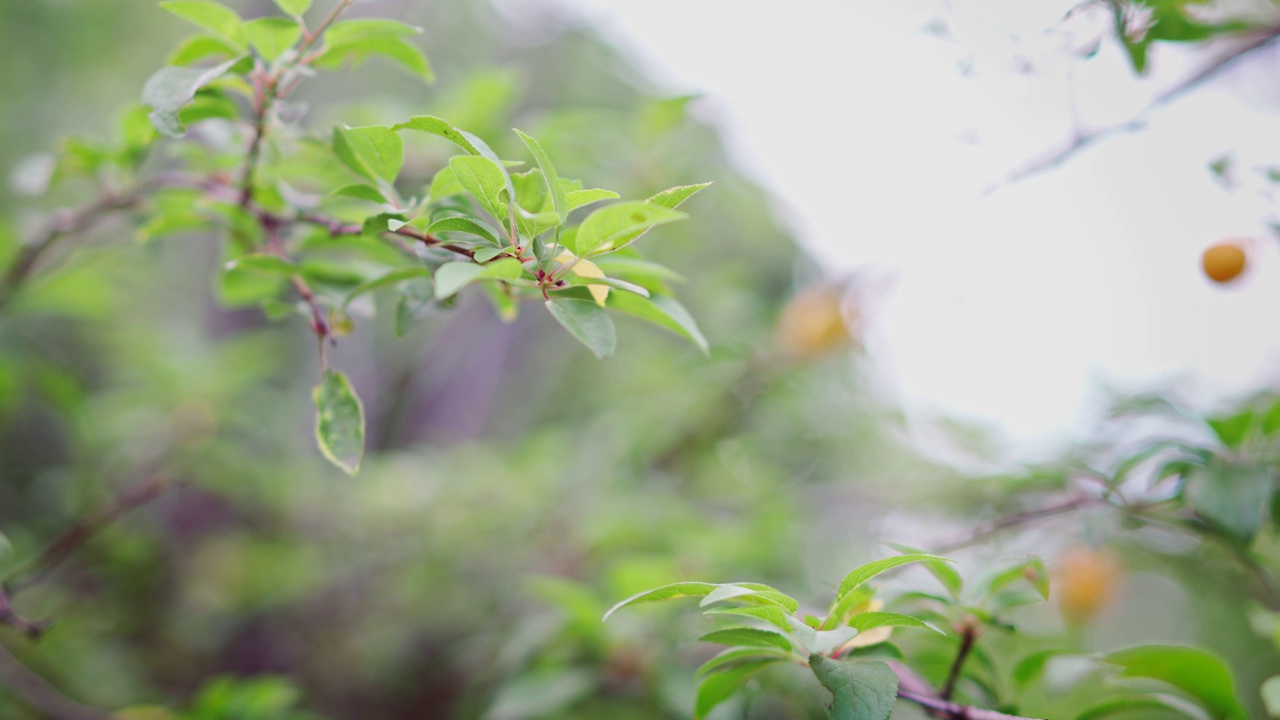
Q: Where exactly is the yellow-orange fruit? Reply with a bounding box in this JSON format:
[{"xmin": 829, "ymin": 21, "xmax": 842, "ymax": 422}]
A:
[
  {"xmin": 1054, "ymin": 546, "xmax": 1122, "ymax": 624},
  {"xmin": 1201, "ymin": 241, "xmax": 1248, "ymax": 284},
  {"xmin": 776, "ymin": 285, "xmax": 854, "ymax": 360}
]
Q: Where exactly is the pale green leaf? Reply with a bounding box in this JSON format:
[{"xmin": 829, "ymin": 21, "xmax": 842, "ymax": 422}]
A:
[
  {"xmin": 603, "ymin": 582, "xmax": 718, "ymax": 621},
  {"xmin": 838, "ymin": 554, "xmax": 954, "ymax": 600},
  {"xmin": 312, "ymin": 369, "xmax": 365, "ymax": 476},
  {"xmin": 333, "ymin": 125, "xmax": 403, "ymax": 184},
  {"xmin": 565, "ymin": 188, "xmax": 620, "ymax": 212},
  {"xmin": 331, "ymin": 184, "xmax": 388, "ymax": 203},
  {"xmin": 342, "ymin": 267, "xmax": 432, "ymax": 308},
  {"xmin": 848, "ymin": 612, "xmax": 944, "ymax": 635},
  {"xmin": 272, "ymin": 0, "xmax": 312, "ymax": 16},
  {"xmin": 513, "ymin": 129, "xmax": 567, "ymax": 221},
  {"xmin": 392, "ymin": 116, "xmax": 481, "ymax": 154},
  {"xmin": 696, "ymin": 647, "xmax": 788, "ymax": 678},
  {"xmin": 142, "ymin": 58, "xmax": 241, "ymax": 138},
  {"xmin": 699, "ymin": 628, "xmax": 792, "ymax": 652},
  {"xmin": 433, "ymin": 258, "xmax": 523, "ymax": 300},
  {"xmin": 646, "ymin": 182, "xmax": 711, "ymax": 209},
  {"xmin": 450, "ymin": 155, "xmax": 510, "ymax": 222},
  {"xmin": 244, "ymin": 17, "xmax": 301, "ymax": 62},
  {"xmin": 605, "ymin": 292, "xmax": 707, "ymax": 354},
  {"xmin": 568, "ymin": 201, "xmax": 686, "ymax": 256},
  {"xmin": 168, "ymin": 34, "xmax": 240, "ymax": 66},
  {"xmin": 159, "ymin": 0, "xmax": 245, "ymax": 45}
]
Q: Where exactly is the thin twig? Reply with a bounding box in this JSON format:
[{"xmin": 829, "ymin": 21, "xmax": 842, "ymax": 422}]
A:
[
  {"xmin": 0, "ymin": 642, "xmax": 111, "ymax": 720},
  {"xmin": 940, "ymin": 622, "xmax": 978, "ymax": 701},
  {"xmin": 3, "ymin": 474, "xmax": 173, "ymax": 597},
  {"xmin": 933, "ymin": 496, "xmax": 1097, "ymax": 554},
  {"xmin": 898, "ymin": 689, "xmax": 1045, "ymax": 720},
  {"xmin": 986, "ymin": 24, "xmax": 1280, "ymax": 194}
]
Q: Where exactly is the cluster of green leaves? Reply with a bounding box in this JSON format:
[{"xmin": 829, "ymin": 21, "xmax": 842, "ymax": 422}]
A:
[
  {"xmin": 605, "ymin": 553, "xmax": 952, "ymax": 719},
  {"xmin": 117, "ymin": 675, "xmax": 325, "ymax": 720},
  {"xmin": 1108, "ymin": 0, "xmax": 1259, "ymax": 73},
  {"xmin": 44, "ymin": 0, "xmax": 710, "ymax": 476}
]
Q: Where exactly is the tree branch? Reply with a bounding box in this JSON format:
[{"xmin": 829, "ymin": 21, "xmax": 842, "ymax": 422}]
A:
[
  {"xmin": 889, "ymin": 662, "xmax": 1042, "ymax": 720},
  {"xmin": 985, "ymin": 24, "xmax": 1280, "ymax": 194},
  {"xmin": 933, "ymin": 496, "xmax": 1096, "ymax": 554},
  {"xmin": 3, "ymin": 474, "xmax": 173, "ymax": 599},
  {"xmin": 0, "ymin": 642, "xmax": 112, "ymax": 720},
  {"xmin": 940, "ymin": 622, "xmax": 978, "ymax": 701}
]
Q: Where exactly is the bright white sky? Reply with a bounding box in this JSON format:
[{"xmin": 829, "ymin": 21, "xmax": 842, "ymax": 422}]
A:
[{"xmin": 544, "ymin": 0, "xmax": 1280, "ymax": 461}]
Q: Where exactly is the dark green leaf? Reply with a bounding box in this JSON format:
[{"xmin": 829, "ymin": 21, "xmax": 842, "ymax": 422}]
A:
[
  {"xmin": 1185, "ymin": 460, "xmax": 1273, "ymax": 544},
  {"xmin": 698, "ymin": 627, "xmax": 792, "ymax": 652},
  {"xmin": 1075, "ymin": 694, "xmax": 1211, "ymax": 720},
  {"xmin": 416, "ymin": 217, "xmax": 501, "ymax": 246},
  {"xmin": 545, "ymin": 298, "xmax": 616, "ymax": 359},
  {"xmin": 704, "ymin": 605, "xmax": 791, "ymax": 631},
  {"xmin": 696, "ymin": 647, "xmax": 788, "ymax": 678},
  {"xmin": 313, "ymin": 369, "xmax": 365, "ymax": 476},
  {"xmin": 142, "ymin": 58, "xmax": 241, "ymax": 137},
  {"xmin": 809, "ymin": 656, "xmax": 899, "ymax": 720}
]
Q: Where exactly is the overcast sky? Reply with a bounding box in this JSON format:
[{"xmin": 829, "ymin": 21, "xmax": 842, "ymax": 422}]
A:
[{"xmin": 545, "ymin": 0, "xmax": 1280, "ymax": 461}]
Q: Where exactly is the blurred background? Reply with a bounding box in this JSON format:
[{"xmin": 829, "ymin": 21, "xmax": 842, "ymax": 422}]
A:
[{"xmin": 3, "ymin": 1, "xmax": 1280, "ymax": 718}]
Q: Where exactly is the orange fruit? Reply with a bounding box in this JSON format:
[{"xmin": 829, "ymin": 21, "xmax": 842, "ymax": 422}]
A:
[
  {"xmin": 1201, "ymin": 241, "xmax": 1247, "ymax": 284},
  {"xmin": 1054, "ymin": 546, "xmax": 1122, "ymax": 624},
  {"xmin": 776, "ymin": 285, "xmax": 855, "ymax": 360}
]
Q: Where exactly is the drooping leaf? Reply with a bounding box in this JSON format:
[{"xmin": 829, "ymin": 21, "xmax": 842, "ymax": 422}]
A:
[
  {"xmin": 545, "ymin": 298, "xmax": 616, "ymax": 359},
  {"xmin": 1103, "ymin": 645, "xmax": 1247, "ymax": 720},
  {"xmin": 603, "ymin": 582, "xmax": 719, "ymax": 621},
  {"xmin": 244, "ymin": 17, "xmax": 301, "ymax": 62},
  {"xmin": 848, "ymin": 612, "xmax": 943, "ymax": 636},
  {"xmin": 158, "ymin": 0, "xmax": 245, "ymax": 45},
  {"xmin": 809, "ymin": 656, "xmax": 899, "ymax": 720},
  {"xmin": 837, "ymin": 554, "xmax": 953, "ymax": 600},
  {"xmin": 647, "ymin": 181, "xmax": 711, "ymax": 209},
  {"xmin": 696, "ymin": 647, "xmax": 788, "ymax": 678},
  {"xmin": 695, "ymin": 663, "xmax": 768, "ymax": 719},
  {"xmin": 333, "ymin": 125, "xmax": 404, "ymax": 184},
  {"xmin": 312, "ymin": 369, "xmax": 365, "ymax": 476},
  {"xmin": 142, "ymin": 58, "xmax": 241, "ymax": 137},
  {"xmin": 415, "ymin": 217, "xmax": 502, "ymax": 246},
  {"xmin": 392, "ymin": 116, "xmax": 481, "ymax": 154},
  {"xmin": 606, "ymin": 292, "xmax": 707, "ymax": 354},
  {"xmin": 700, "ymin": 583, "xmax": 800, "ymax": 613},
  {"xmin": 433, "ymin": 258, "xmax": 523, "ymax": 300},
  {"xmin": 568, "ymin": 201, "xmax": 686, "ymax": 256},
  {"xmin": 885, "ymin": 543, "xmax": 964, "ymax": 599}
]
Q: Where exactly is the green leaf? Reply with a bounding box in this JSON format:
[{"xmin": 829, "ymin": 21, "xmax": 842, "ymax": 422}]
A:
[
  {"xmin": 695, "ymin": 664, "xmax": 767, "ymax": 719},
  {"xmin": 696, "ymin": 647, "xmax": 788, "ymax": 678},
  {"xmin": 513, "ymin": 129, "xmax": 567, "ymax": 222},
  {"xmin": 142, "ymin": 58, "xmax": 241, "ymax": 138},
  {"xmin": 1185, "ymin": 460, "xmax": 1274, "ymax": 544},
  {"xmin": 272, "ymin": 0, "xmax": 311, "ymax": 16},
  {"xmin": 159, "ymin": 0, "xmax": 245, "ymax": 45},
  {"xmin": 244, "ymin": 17, "xmax": 301, "ymax": 62},
  {"xmin": 1103, "ymin": 645, "xmax": 1247, "ymax": 720},
  {"xmin": 885, "ymin": 542, "xmax": 963, "ymax": 599},
  {"xmin": 342, "ymin": 267, "xmax": 433, "ymax": 308},
  {"xmin": 698, "ymin": 628, "xmax": 792, "ymax": 652},
  {"xmin": 332, "ymin": 184, "xmax": 388, "ymax": 203},
  {"xmin": 568, "ymin": 201, "xmax": 686, "ymax": 256},
  {"xmin": 392, "ymin": 116, "xmax": 481, "ymax": 154},
  {"xmin": 700, "ymin": 583, "xmax": 800, "ymax": 613},
  {"xmin": 848, "ymin": 612, "xmax": 943, "ymax": 635},
  {"xmin": 1075, "ymin": 694, "xmax": 1214, "ymax": 720},
  {"xmin": 545, "ymin": 298, "xmax": 616, "ymax": 359},
  {"xmin": 807, "ymin": 627, "xmax": 861, "ymax": 656},
  {"xmin": 838, "ymin": 554, "xmax": 953, "ymax": 600},
  {"xmin": 312, "ymin": 369, "xmax": 365, "ymax": 476},
  {"xmin": 427, "ymin": 167, "xmax": 465, "ymax": 203},
  {"xmin": 603, "ymin": 582, "xmax": 719, "ymax": 621},
  {"xmin": 333, "ymin": 125, "xmax": 403, "ymax": 184},
  {"xmin": 315, "ymin": 20, "xmax": 433, "ymax": 84},
  {"xmin": 605, "ymin": 292, "xmax": 707, "ymax": 354},
  {"xmin": 225, "ymin": 254, "xmax": 295, "ymax": 275},
  {"xmin": 433, "ymin": 258, "xmax": 524, "ymax": 300},
  {"xmin": 647, "ymin": 182, "xmax": 712, "ymax": 209},
  {"xmin": 566, "ymin": 188, "xmax": 620, "ymax": 212},
  {"xmin": 704, "ymin": 605, "xmax": 792, "ymax": 631},
  {"xmin": 416, "ymin": 217, "xmax": 501, "ymax": 246},
  {"xmin": 450, "ymin": 155, "xmax": 510, "ymax": 222},
  {"xmin": 325, "ymin": 18, "xmax": 423, "ymax": 44},
  {"xmin": 168, "ymin": 34, "xmax": 240, "ymax": 66},
  {"xmin": 809, "ymin": 656, "xmax": 899, "ymax": 720},
  {"xmin": 1013, "ymin": 650, "xmax": 1069, "ymax": 691}
]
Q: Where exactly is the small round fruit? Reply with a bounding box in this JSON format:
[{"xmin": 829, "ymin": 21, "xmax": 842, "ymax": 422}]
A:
[
  {"xmin": 776, "ymin": 285, "xmax": 855, "ymax": 361},
  {"xmin": 1054, "ymin": 545, "xmax": 1122, "ymax": 624},
  {"xmin": 1201, "ymin": 241, "xmax": 1248, "ymax": 284}
]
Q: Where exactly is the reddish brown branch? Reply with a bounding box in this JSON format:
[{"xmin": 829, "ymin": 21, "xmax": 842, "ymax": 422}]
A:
[
  {"xmin": 941, "ymin": 622, "xmax": 979, "ymax": 701},
  {"xmin": 933, "ymin": 496, "xmax": 1096, "ymax": 554}
]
